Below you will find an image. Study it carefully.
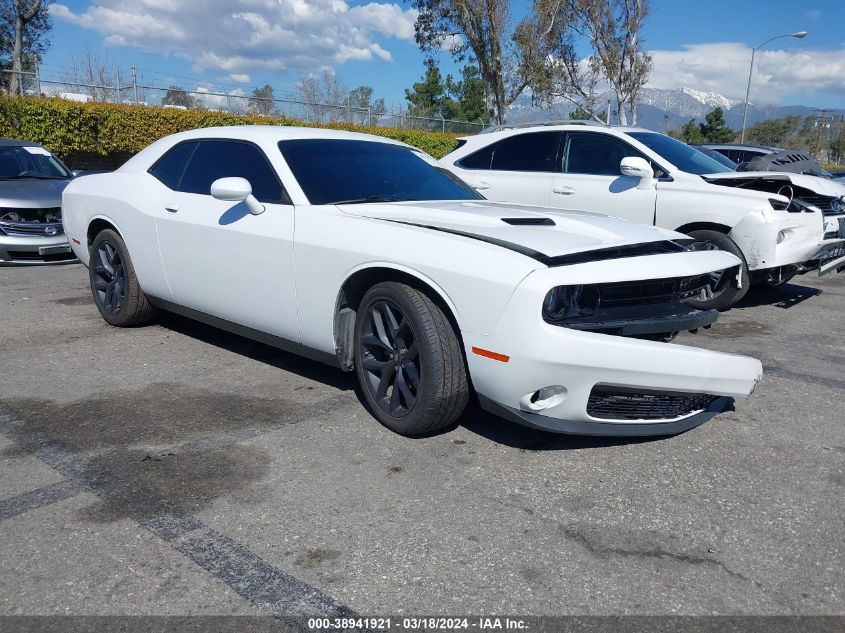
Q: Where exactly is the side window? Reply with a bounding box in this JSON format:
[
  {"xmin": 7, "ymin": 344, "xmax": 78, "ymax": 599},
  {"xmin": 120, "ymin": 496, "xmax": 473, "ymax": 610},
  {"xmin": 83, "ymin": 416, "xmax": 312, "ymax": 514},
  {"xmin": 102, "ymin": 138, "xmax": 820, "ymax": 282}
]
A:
[
  {"xmin": 456, "ymin": 143, "xmax": 495, "ymax": 170},
  {"xmin": 491, "ymin": 132, "xmax": 561, "ymax": 172},
  {"xmin": 178, "ymin": 140, "xmax": 289, "ymax": 203},
  {"xmin": 149, "ymin": 141, "xmax": 197, "ymax": 189},
  {"xmin": 564, "ymin": 132, "xmax": 643, "ymax": 176}
]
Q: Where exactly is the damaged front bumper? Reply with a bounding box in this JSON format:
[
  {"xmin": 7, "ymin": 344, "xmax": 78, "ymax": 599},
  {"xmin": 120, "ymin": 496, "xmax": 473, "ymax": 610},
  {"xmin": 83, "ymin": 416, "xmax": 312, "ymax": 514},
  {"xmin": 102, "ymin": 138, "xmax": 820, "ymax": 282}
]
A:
[{"xmin": 466, "ymin": 250, "xmax": 763, "ymax": 436}]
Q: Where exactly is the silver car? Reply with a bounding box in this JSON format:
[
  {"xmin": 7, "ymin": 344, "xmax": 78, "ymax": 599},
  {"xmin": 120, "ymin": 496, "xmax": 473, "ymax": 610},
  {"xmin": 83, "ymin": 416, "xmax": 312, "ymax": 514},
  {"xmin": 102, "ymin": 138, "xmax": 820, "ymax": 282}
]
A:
[{"xmin": 0, "ymin": 139, "xmax": 76, "ymax": 264}]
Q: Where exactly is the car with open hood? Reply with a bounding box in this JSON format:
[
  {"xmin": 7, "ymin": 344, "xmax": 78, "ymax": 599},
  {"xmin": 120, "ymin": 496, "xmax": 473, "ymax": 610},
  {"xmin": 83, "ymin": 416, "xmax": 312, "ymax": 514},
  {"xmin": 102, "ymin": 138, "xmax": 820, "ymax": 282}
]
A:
[
  {"xmin": 62, "ymin": 126, "xmax": 761, "ymax": 437},
  {"xmin": 441, "ymin": 123, "xmax": 845, "ymax": 310},
  {"xmin": 0, "ymin": 139, "xmax": 77, "ymax": 265}
]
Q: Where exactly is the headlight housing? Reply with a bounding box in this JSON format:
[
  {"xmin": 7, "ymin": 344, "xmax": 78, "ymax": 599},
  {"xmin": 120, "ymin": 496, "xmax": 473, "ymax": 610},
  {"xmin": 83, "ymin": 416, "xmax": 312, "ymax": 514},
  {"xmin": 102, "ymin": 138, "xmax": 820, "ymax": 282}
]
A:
[{"xmin": 543, "ymin": 285, "xmax": 599, "ymax": 322}]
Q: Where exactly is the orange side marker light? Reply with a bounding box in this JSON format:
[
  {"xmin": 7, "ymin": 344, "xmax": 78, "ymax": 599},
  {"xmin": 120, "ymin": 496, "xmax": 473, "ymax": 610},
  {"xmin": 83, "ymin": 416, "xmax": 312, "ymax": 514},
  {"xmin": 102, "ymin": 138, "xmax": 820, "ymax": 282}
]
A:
[{"xmin": 471, "ymin": 347, "xmax": 510, "ymax": 363}]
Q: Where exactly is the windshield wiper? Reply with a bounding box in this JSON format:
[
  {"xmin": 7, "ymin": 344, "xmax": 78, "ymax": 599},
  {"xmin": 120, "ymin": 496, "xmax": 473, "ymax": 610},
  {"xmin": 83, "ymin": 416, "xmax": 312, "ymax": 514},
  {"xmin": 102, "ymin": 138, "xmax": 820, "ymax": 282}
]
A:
[{"xmin": 333, "ymin": 195, "xmax": 409, "ymax": 205}]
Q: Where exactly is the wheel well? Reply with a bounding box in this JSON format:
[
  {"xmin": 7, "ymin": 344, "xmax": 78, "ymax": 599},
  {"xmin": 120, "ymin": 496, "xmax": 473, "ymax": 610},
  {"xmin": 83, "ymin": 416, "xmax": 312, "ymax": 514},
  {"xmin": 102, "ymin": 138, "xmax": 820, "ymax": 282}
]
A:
[
  {"xmin": 333, "ymin": 267, "xmax": 462, "ymax": 372},
  {"xmin": 674, "ymin": 222, "xmax": 732, "ymax": 235},
  {"xmin": 87, "ymin": 218, "xmax": 121, "ymax": 247}
]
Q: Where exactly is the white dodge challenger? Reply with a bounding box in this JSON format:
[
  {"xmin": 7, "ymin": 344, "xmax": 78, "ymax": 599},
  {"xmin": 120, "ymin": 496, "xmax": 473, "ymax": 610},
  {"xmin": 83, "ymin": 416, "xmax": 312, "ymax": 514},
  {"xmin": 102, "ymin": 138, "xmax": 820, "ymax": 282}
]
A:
[{"xmin": 62, "ymin": 126, "xmax": 762, "ymax": 436}]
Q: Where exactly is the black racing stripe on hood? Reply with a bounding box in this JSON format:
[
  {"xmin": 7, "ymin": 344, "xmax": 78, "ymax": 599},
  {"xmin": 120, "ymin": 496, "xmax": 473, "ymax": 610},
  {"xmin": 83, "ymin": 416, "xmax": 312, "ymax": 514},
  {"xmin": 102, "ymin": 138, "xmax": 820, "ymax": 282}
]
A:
[
  {"xmin": 380, "ymin": 219, "xmax": 549, "ymax": 260},
  {"xmin": 379, "ymin": 218, "xmax": 687, "ymax": 267},
  {"xmin": 542, "ymin": 241, "xmax": 688, "ymax": 266}
]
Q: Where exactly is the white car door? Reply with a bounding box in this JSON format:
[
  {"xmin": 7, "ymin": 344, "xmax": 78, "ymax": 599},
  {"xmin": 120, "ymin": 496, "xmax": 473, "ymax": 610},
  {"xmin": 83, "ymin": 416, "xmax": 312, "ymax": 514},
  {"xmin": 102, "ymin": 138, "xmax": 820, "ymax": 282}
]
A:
[
  {"xmin": 459, "ymin": 131, "xmax": 562, "ymax": 206},
  {"xmin": 152, "ymin": 139, "xmax": 299, "ymax": 341},
  {"xmin": 550, "ymin": 131, "xmax": 657, "ymax": 226}
]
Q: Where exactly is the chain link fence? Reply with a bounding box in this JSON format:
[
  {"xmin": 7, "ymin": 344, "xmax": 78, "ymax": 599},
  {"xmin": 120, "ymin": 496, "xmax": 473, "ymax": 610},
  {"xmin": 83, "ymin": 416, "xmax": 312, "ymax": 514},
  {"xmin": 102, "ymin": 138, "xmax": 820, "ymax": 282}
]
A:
[{"xmin": 2, "ymin": 69, "xmax": 486, "ymax": 134}]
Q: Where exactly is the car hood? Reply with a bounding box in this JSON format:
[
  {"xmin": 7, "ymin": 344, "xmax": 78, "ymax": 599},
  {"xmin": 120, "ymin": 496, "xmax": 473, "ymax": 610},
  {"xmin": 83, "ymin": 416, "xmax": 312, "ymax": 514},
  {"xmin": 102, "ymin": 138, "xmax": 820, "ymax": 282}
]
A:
[
  {"xmin": 0, "ymin": 178, "xmax": 70, "ymax": 207},
  {"xmin": 703, "ymin": 171, "xmax": 845, "ymax": 198},
  {"xmin": 338, "ymin": 200, "xmax": 685, "ymax": 259}
]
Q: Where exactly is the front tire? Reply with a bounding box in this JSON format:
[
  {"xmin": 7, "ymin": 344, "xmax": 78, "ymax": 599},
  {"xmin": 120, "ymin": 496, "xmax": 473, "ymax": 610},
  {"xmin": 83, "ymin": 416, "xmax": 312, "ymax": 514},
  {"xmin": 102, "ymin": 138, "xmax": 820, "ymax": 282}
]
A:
[
  {"xmin": 354, "ymin": 282, "xmax": 469, "ymax": 435},
  {"xmin": 89, "ymin": 229, "xmax": 155, "ymax": 327},
  {"xmin": 685, "ymin": 230, "xmax": 750, "ymax": 311}
]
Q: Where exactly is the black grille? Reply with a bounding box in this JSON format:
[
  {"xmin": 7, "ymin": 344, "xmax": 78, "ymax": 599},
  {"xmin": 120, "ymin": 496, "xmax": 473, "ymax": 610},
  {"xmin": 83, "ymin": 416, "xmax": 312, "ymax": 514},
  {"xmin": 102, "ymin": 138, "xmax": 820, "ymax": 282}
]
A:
[
  {"xmin": 797, "ymin": 195, "xmax": 841, "ymax": 217},
  {"xmin": 597, "ymin": 273, "xmax": 714, "ymax": 309},
  {"xmin": 587, "ymin": 386, "xmax": 720, "ymax": 420},
  {"xmin": 0, "ymin": 207, "xmax": 64, "ymax": 236}
]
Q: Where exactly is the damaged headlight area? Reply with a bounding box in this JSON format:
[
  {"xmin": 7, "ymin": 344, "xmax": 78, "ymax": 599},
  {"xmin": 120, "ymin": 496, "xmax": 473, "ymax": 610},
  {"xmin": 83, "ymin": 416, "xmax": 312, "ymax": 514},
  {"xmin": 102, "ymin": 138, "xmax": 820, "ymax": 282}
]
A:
[{"xmin": 542, "ymin": 268, "xmax": 738, "ymax": 341}]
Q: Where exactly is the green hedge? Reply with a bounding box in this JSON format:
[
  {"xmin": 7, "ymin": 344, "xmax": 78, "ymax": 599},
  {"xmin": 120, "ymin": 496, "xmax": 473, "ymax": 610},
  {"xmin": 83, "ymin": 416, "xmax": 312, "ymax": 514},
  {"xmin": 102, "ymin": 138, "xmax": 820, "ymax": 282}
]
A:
[{"xmin": 0, "ymin": 97, "xmax": 461, "ymax": 161}]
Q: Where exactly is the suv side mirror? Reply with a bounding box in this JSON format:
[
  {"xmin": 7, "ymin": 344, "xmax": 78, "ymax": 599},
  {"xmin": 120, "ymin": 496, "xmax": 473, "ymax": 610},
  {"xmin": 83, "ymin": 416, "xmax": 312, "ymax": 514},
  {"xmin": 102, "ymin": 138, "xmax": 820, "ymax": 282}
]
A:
[
  {"xmin": 620, "ymin": 157, "xmax": 655, "ymax": 190},
  {"xmin": 210, "ymin": 177, "xmax": 265, "ymax": 215},
  {"xmin": 71, "ymin": 169, "xmax": 86, "ymax": 178}
]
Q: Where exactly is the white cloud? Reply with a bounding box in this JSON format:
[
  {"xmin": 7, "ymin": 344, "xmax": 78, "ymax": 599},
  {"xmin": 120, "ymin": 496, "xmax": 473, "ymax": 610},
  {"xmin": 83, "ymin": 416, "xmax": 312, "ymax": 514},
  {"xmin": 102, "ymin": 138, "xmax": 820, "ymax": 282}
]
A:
[
  {"xmin": 228, "ymin": 73, "xmax": 251, "ymax": 84},
  {"xmin": 647, "ymin": 42, "xmax": 845, "ymax": 104},
  {"xmin": 51, "ymin": 0, "xmax": 417, "ymax": 74},
  {"xmin": 803, "ymin": 9, "xmax": 821, "ymax": 21}
]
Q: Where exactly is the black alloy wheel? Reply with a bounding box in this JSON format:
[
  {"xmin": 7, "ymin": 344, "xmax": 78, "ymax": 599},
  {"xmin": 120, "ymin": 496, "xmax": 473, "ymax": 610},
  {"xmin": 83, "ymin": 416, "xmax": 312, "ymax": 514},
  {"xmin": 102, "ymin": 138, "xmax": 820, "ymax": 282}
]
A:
[
  {"xmin": 92, "ymin": 239, "xmax": 126, "ymax": 315},
  {"xmin": 359, "ymin": 300, "xmax": 420, "ymax": 418},
  {"xmin": 353, "ymin": 282, "xmax": 468, "ymax": 435},
  {"xmin": 89, "ymin": 228, "xmax": 155, "ymax": 327}
]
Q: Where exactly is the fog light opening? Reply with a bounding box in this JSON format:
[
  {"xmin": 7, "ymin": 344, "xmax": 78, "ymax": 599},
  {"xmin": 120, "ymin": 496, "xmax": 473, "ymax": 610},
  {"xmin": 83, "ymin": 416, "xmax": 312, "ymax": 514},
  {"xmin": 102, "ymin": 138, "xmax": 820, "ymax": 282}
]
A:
[{"xmin": 522, "ymin": 385, "xmax": 568, "ymax": 411}]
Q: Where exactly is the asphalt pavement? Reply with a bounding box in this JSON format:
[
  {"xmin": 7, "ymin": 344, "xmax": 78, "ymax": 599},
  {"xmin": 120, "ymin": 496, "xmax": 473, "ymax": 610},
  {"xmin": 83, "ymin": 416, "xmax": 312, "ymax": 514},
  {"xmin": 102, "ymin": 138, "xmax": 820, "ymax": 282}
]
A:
[{"xmin": 0, "ymin": 263, "xmax": 843, "ymax": 619}]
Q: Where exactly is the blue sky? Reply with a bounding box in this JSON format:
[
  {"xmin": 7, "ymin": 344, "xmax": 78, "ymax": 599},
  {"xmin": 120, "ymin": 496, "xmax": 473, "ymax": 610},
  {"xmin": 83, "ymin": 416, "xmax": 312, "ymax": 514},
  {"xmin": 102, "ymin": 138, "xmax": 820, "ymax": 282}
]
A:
[{"xmin": 44, "ymin": 1, "xmax": 845, "ymax": 109}]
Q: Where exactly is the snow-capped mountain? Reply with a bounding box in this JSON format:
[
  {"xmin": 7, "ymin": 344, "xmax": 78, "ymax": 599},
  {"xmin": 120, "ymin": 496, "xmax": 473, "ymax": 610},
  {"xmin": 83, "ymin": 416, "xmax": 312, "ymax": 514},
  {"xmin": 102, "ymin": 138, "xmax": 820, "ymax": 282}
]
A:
[
  {"xmin": 638, "ymin": 88, "xmax": 742, "ymax": 119},
  {"xmin": 505, "ymin": 87, "xmax": 842, "ymax": 133}
]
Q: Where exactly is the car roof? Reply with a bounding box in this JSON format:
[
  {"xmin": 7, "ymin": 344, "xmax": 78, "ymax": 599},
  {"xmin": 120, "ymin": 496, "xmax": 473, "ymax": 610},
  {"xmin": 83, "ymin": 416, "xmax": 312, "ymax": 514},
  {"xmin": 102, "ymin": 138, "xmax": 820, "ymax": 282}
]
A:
[
  {"xmin": 462, "ymin": 122, "xmax": 649, "ymax": 141},
  {"xmin": 160, "ymin": 125, "xmax": 410, "ymax": 147},
  {"xmin": 0, "ymin": 138, "xmax": 44, "ymax": 148}
]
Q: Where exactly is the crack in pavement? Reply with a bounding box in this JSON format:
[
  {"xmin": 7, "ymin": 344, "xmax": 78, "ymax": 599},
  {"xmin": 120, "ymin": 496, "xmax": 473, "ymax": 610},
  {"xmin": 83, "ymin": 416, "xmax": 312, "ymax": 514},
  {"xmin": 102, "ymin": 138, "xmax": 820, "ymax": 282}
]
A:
[{"xmin": 559, "ymin": 525, "xmax": 763, "ymax": 588}]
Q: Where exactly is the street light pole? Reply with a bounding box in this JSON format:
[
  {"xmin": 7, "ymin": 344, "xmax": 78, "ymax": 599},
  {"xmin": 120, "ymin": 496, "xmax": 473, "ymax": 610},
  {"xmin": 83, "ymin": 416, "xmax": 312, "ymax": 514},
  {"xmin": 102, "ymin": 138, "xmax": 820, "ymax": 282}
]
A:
[{"xmin": 740, "ymin": 31, "xmax": 807, "ymax": 143}]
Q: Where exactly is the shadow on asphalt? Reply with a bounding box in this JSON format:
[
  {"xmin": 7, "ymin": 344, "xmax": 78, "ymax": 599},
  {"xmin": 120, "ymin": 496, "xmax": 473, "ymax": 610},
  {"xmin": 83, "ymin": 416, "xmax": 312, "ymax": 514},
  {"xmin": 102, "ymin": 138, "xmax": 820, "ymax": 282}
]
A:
[
  {"xmin": 157, "ymin": 312, "xmax": 668, "ymax": 452},
  {"xmin": 735, "ymin": 281, "xmax": 823, "ymax": 310},
  {"xmin": 155, "ymin": 311, "xmax": 356, "ymax": 392}
]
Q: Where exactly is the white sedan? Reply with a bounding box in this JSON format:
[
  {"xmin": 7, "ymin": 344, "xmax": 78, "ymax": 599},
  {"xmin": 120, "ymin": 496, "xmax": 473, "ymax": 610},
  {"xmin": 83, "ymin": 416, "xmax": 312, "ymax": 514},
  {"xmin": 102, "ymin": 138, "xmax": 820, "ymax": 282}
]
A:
[{"xmin": 62, "ymin": 126, "xmax": 762, "ymax": 436}]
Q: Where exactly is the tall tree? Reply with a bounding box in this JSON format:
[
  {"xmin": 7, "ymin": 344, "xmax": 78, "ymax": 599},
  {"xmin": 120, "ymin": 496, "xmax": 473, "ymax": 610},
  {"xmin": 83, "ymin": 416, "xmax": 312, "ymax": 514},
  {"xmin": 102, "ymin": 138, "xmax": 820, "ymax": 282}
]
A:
[
  {"xmin": 2, "ymin": 0, "xmax": 51, "ymax": 96},
  {"xmin": 519, "ymin": 0, "xmax": 651, "ymax": 124},
  {"xmin": 348, "ymin": 85, "xmax": 386, "ymax": 125},
  {"xmin": 446, "ymin": 65, "xmax": 488, "ymax": 122},
  {"xmin": 410, "ymin": 0, "xmax": 530, "ymax": 124},
  {"xmin": 248, "ymin": 84, "xmax": 275, "ymax": 116},
  {"xmin": 404, "ymin": 58, "xmax": 450, "ymax": 118},
  {"xmin": 295, "ymin": 71, "xmax": 347, "ymax": 123},
  {"xmin": 574, "ymin": 0, "xmax": 652, "ymax": 125},
  {"xmin": 673, "ymin": 119, "xmax": 704, "ymax": 143},
  {"xmin": 699, "ymin": 108, "xmax": 734, "ymax": 143}
]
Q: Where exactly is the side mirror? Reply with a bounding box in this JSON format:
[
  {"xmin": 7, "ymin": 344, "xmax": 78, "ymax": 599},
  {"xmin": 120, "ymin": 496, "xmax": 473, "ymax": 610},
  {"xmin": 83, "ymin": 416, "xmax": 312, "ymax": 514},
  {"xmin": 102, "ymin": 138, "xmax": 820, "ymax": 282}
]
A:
[
  {"xmin": 620, "ymin": 156, "xmax": 655, "ymax": 190},
  {"xmin": 210, "ymin": 177, "xmax": 265, "ymax": 215},
  {"xmin": 71, "ymin": 169, "xmax": 86, "ymax": 177}
]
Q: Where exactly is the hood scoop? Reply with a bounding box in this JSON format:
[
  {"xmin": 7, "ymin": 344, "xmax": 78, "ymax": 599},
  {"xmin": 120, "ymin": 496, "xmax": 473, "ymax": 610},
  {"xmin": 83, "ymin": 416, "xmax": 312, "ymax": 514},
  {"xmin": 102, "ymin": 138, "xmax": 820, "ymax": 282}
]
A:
[{"xmin": 501, "ymin": 217, "xmax": 555, "ymax": 226}]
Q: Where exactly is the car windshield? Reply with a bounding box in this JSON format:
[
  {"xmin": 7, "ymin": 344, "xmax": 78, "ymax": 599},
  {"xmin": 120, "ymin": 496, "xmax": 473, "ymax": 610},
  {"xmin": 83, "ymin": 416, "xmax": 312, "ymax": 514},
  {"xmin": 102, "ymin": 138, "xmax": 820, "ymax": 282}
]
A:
[
  {"xmin": 0, "ymin": 145, "xmax": 71, "ymax": 179},
  {"xmin": 627, "ymin": 132, "xmax": 732, "ymax": 175},
  {"xmin": 695, "ymin": 147, "xmax": 738, "ymax": 170},
  {"xmin": 278, "ymin": 139, "xmax": 483, "ymax": 205}
]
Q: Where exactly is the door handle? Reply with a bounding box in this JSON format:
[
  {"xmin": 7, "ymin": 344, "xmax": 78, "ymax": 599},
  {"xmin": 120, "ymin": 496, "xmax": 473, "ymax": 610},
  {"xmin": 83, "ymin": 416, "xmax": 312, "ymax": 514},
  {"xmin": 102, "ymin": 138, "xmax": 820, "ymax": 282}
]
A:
[
  {"xmin": 473, "ymin": 181, "xmax": 491, "ymax": 191},
  {"xmin": 164, "ymin": 203, "xmax": 180, "ymax": 213},
  {"xmin": 552, "ymin": 186, "xmax": 576, "ymax": 195}
]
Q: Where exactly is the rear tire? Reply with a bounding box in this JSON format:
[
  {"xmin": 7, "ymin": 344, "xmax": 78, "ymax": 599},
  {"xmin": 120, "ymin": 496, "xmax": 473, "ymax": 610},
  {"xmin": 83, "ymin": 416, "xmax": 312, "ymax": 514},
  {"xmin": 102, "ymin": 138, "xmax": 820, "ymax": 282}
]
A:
[
  {"xmin": 89, "ymin": 229, "xmax": 155, "ymax": 327},
  {"xmin": 354, "ymin": 282, "xmax": 468, "ymax": 436},
  {"xmin": 685, "ymin": 230, "xmax": 750, "ymax": 311}
]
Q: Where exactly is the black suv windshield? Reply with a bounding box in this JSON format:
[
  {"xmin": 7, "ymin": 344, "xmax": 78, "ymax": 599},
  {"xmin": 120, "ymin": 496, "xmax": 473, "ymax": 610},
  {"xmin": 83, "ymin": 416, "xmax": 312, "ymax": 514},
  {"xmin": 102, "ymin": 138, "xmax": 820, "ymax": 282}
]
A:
[
  {"xmin": 0, "ymin": 145, "xmax": 71, "ymax": 179},
  {"xmin": 627, "ymin": 132, "xmax": 731, "ymax": 175},
  {"xmin": 278, "ymin": 139, "xmax": 482, "ymax": 205}
]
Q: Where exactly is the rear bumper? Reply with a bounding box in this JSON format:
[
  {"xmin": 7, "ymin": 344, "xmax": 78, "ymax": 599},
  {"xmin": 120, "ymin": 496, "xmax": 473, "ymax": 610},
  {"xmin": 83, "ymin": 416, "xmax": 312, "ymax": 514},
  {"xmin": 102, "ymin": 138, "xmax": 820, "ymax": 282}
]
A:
[{"xmin": 0, "ymin": 233, "xmax": 77, "ymax": 265}]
